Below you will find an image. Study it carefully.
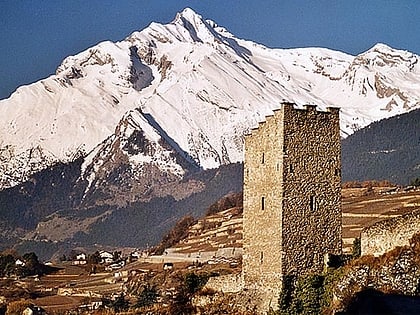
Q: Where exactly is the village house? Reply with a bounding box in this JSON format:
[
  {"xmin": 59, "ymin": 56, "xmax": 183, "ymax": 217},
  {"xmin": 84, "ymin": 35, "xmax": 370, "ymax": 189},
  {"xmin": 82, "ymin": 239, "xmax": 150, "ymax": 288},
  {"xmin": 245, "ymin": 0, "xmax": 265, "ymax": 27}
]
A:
[
  {"xmin": 72, "ymin": 253, "xmax": 87, "ymax": 265},
  {"xmin": 100, "ymin": 251, "xmax": 114, "ymax": 264},
  {"xmin": 23, "ymin": 305, "xmax": 46, "ymax": 315}
]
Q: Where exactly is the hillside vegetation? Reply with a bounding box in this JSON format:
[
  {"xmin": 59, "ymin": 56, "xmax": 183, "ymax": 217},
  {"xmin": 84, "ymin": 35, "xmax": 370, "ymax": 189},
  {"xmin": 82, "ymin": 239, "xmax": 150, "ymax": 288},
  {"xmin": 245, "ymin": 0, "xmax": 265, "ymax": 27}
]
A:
[{"xmin": 342, "ymin": 109, "xmax": 420, "ymax": 185}]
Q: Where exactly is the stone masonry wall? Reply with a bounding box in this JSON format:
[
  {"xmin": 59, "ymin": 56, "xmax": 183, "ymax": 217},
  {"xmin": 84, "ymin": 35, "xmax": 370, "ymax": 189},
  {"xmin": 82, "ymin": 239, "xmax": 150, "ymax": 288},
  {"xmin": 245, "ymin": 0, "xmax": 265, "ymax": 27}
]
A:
[
  {"xmin": 243, "ymin": 109, "xmax": 284, "ymax": 292},
  {"xmin": 361, "ymin": 209, "xmax": 420, "ymax": 257},
  {"xmin": 243, "ymin": 103, "xmax": 342, "ymax": 310},
  {"xmin": 281, "ymin": 104, "xmax": 342, "ymax": 274}
]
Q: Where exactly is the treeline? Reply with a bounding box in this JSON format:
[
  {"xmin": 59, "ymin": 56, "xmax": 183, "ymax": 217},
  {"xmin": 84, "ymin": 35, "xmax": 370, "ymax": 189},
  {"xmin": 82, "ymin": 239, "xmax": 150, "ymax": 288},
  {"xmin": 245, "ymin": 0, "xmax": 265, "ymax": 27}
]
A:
[
  {"xmin": 153, "ymin": 191, "xmax": 244, "ymax": 255},
  {"xmin": 73, "ymin": 163, "xmax": 243, "ymax": 249},
  {"xmin": 0, "ymin": 251, "xmax": 53, "ymax": 278},
  {"xmin": 342, "ymin": 180, "xmax": 394, "ymax": 189},
  {"xmin": 0, "ymin": 160, "xmax": 242, "ymax": 261},
  {"xmin": 0, "ymin": 157, "xmax": 84, "ymax": 231},
  {"xmin": 205, "ymin": 191, "xmax": 243, "ymax": 216},
  {"xmin": 152, "ymin": 215, "xmax": 196, "ymax": 255}
]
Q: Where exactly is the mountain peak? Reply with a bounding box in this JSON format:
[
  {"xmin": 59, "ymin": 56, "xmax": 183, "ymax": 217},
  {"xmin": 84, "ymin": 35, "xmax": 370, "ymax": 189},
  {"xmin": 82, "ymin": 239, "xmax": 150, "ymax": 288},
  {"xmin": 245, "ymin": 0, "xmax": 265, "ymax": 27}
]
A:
[
  {"xmin": 368, "ymin": 43, "xmax": 394, "ymax": 53},
  {"xmin": 358, "ymin": 42, "xmax": 418, "ymax": 72},
  {"xmin": 177, "ymin": 7, "xmax": 202, "ymax": 21},
  {"xmin": 172, "ymin": 7, "xmax": 216, "ymax": 43},
  {"xmin": 1, "ymin": 10, "xmax": 420, "ymax": 191},
  {"xmin": 362, "ymin": 42, "xmax": 415, "ymax": 60}
]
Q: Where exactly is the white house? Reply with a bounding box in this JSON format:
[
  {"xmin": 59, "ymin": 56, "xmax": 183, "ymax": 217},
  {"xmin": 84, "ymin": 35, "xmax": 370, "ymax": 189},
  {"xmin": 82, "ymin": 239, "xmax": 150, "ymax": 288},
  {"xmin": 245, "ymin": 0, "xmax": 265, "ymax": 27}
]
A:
[
  {"xmin": 23, "ymin": 306, "xmax": 46, "ymax": 315},
  {"xmin": 76, "ymin": 253, "xmax": 86, "ymax": 261},
  {"xmin": 100, "ymin": 251, "xmax": 114, "ymax": 264},
  {"xmin": 73, "ymin": 253, "xmax": 87, "ymax": 265}
]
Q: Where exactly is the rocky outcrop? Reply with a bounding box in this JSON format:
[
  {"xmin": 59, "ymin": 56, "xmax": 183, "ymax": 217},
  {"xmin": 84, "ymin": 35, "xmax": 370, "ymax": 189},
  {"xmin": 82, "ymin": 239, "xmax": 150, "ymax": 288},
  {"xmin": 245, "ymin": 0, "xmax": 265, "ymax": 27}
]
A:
[
  {"xmin": 333, "ymin": 234, "xmax": 420, "ymax": 312},
  {"xmin": 79, "ymin": 108, "xmax": 198, "ymax": 206},
  {"xmin": 204, "ymin": 274, "xmax": 243, "ymax": 293}
]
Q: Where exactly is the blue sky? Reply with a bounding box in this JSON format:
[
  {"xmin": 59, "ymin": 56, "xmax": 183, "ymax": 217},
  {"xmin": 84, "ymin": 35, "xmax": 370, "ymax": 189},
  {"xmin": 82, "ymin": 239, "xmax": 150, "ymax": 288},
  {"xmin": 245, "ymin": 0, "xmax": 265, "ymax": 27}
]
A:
[{"xmin": 1, "ymin": 0, "xmax": 419, "ymax": 100}]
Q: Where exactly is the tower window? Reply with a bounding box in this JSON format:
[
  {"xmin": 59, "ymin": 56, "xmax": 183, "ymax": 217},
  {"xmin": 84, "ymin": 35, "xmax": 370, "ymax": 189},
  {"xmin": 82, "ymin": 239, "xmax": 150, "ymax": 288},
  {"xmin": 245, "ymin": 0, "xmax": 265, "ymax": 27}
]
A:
[
  {"xmin": 261, "ymin": 197, "xmax": 265, "ymax": 210},
  {"xmin": 310, "ymin": 195, "xmax": 317, "ymax": 211},
  {"xmin": 260, "ymin": 251, "xmax": 264, "ymax": 264},
  {"xmin": 262, "ymin": 152, "xmax": 265, "ymax": 164},
  {"xmin": 289, "ymin": 163, "xmax": 294, "ymax": 173}
]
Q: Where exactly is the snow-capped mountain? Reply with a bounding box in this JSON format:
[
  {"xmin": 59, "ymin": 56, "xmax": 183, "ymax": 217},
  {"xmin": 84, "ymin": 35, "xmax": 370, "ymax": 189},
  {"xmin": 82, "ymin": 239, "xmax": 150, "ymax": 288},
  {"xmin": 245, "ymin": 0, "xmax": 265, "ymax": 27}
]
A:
[{"xmin": 1, "ymin": 8, "xmax": 419, "ymax": 191}]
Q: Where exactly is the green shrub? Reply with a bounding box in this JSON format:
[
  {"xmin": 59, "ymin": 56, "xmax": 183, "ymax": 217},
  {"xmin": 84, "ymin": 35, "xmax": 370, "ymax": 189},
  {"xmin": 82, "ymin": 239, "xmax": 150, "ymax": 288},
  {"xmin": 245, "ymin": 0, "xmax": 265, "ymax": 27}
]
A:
[
  {"xmin": 102, "ymin": 293, "xmax": 130, "ymax": 312},
  {"xmin": 352, "ymin": 237, "xmax": 361, "ymax": 259},
  {"xmin": 184, "ymin": 272, "xmax": 209, "ymax": 294},
  {"xmin": 322, "ymin": 267, "xmax": 345, "ymax": 311},
  {"xmin": 277, "ymin": 274, "xmax": 324, "ymax": 315},
  {"xmin": 278, "ymin": 275, "xmax": 296, "ymax": 314},
  {"xmin": 136, "ymin": 284, "xmax": 158, "ymax": 308},
  {"xmin": 296, "ymin": 274, "xmax": 324, "ymax": 314}
]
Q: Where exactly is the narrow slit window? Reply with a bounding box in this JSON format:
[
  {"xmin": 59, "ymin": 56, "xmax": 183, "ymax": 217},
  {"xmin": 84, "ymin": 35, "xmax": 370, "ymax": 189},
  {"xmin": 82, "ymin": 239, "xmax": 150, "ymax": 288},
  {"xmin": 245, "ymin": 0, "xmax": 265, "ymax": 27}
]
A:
[
  {"xmin": 310, "ymin": 195, "xmax": 316, "ymax": 211},
  {"xmin": 260, "ymin": 251, "xmax": 264, "ymax": 264},
  {"xmin": 261, "ymin": 197, "xmax": 265, "ymax": 210},
  {"xmin": 289, "ymin": 163, "xmax": 294, "ymax": 173},
  {"xmin": 262, "ymin": 152, "xmax": 265, "ymax": 164}
]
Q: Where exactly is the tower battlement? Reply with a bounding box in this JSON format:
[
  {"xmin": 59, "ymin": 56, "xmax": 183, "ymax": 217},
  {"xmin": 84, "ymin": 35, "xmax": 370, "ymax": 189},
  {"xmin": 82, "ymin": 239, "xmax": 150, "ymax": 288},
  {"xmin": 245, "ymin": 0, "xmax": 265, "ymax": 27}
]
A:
[{"xmin": 249, "ymin": 104, "xmax": 339, "ymax": 133}]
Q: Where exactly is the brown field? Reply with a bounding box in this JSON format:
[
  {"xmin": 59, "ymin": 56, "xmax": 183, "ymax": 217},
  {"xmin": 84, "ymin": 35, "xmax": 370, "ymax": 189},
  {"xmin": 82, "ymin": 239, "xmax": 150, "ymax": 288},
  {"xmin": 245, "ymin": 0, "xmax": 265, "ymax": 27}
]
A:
[
  {"xmin": 31, "ymin": 295, "xmax": 85, "ymax": 312},
  {"xmin": 342, "ymin": 188, "xmax": 420, "ymax": 252}
]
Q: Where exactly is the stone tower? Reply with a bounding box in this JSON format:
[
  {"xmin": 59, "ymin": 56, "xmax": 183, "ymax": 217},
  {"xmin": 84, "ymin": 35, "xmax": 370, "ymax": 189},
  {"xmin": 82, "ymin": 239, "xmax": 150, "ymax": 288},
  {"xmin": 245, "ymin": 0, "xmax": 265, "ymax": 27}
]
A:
[{"xmin": 242, "ymin": 103, "xmax": 342, "ymax": 306}]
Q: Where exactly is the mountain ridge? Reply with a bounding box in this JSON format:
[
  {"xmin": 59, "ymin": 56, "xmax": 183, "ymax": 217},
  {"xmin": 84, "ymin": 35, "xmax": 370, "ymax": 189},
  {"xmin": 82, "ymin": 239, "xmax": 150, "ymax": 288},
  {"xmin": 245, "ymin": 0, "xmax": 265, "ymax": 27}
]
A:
[
  {"xmin": 0, "ymin": 109, "xmax": 417, "ymax": 259},
  {"xmin": 342, "ymin": 108, "xmax": 420, "ymax": 185},
  {"xmin": 1, "ymin": 8, "xmax": 419, "ymax": 191}
]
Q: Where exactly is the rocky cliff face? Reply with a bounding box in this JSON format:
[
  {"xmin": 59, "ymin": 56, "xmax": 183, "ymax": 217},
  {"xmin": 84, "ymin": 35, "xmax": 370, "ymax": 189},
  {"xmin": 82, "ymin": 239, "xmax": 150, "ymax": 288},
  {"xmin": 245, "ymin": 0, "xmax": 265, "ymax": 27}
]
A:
[
  {"xmin": 78, "ymin": 108, "xmax": 200, "ymax": 206},
  {"xmin": 361, "ymin": 209, "xmax": 420, "ymax": 257}
]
